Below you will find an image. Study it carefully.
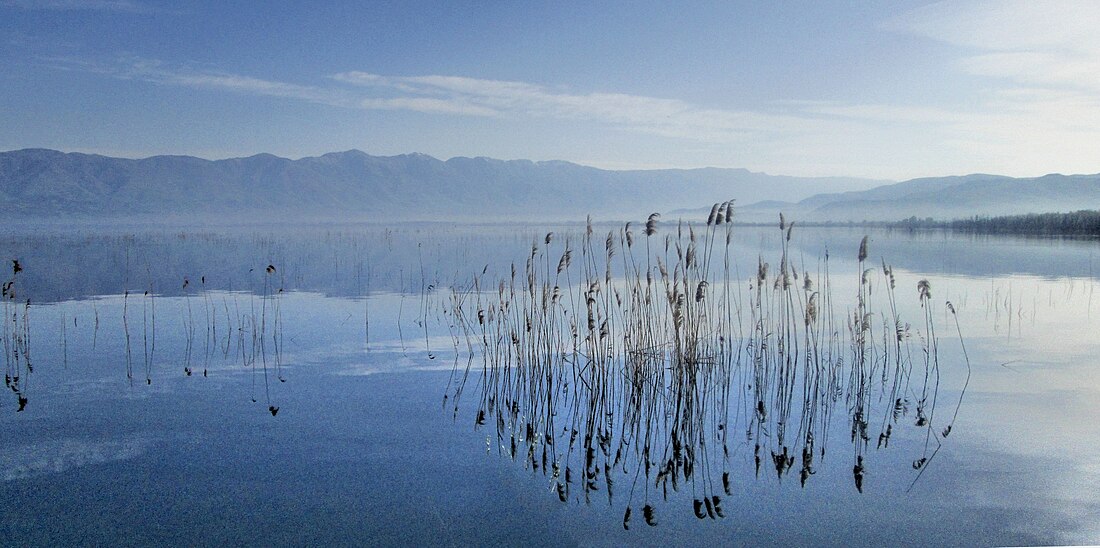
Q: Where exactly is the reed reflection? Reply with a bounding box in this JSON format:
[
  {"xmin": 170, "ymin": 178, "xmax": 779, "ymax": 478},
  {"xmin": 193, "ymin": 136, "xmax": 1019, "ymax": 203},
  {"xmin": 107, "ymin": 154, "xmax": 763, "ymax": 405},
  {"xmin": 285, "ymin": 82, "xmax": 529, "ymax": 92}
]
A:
[{"xmin": 447, "ymin": 209, "xmax": 971, "ymax": 527}]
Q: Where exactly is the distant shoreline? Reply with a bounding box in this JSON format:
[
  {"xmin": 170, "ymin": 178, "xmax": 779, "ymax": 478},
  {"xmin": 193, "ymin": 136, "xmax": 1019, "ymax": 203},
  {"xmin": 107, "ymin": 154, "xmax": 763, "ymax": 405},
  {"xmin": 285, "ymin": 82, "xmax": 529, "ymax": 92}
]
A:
[{"xmin": 728, "ymin": 210, "xmax": 1100, "ymax": 237}]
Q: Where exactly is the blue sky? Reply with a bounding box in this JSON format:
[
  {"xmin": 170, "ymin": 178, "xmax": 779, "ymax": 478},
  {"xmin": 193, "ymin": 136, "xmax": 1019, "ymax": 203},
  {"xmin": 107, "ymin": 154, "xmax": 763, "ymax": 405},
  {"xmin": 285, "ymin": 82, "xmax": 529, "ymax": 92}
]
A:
[{"xmin": 3, "ymin": 0, "xmax": 1100, "ymax": 180}]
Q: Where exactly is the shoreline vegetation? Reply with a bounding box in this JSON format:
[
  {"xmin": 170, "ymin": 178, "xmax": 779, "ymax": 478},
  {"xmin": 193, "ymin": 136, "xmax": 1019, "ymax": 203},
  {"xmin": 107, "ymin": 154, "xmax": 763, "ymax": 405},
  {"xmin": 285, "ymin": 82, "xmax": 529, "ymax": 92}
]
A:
[{"xmin": 730, "ymin": 210, "xmax": 1100, "ymax": 237}]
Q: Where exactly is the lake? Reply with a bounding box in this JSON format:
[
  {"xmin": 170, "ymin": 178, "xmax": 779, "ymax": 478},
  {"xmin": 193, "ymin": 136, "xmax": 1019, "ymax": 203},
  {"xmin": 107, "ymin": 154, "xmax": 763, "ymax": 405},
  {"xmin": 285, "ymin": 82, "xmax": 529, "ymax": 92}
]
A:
[{"xmin": 1, "ymin": 221, "xmax": 1098, "ymax": 546}]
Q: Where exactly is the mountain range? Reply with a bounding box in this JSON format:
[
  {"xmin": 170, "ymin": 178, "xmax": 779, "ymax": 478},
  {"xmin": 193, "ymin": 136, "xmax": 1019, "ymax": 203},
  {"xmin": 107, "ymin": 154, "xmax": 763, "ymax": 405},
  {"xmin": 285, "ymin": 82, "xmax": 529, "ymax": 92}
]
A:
[
  {"xmin": 0, "ymin": 148, "xmax": 881, "ymax": 222},
  {"xmin": 2, "ymin": 148, "xmax": 1097, "ymax": 224},
  {"xmin": 719, "ymin": 173, "xmax": 1100, "ymax": 223}
]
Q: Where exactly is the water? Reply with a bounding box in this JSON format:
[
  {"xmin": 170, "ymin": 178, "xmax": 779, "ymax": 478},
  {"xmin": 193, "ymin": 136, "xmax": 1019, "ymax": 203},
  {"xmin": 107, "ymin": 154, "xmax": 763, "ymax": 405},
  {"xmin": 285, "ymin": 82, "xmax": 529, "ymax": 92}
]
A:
[{"xmin": 1, "ymin": 223, "xmax": 1098, "ymax": 546}]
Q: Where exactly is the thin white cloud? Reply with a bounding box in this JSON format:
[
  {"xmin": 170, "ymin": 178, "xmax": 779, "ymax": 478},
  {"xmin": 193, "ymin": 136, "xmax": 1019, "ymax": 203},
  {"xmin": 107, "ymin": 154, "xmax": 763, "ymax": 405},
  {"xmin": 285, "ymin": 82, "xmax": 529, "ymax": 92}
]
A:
[
  {"xmin": 874, "ymin": 1, "xmax": 1100, "ymax": 175},
  {"xmin": 44, "ymin": 55, "xmax": 356, "ymax": 107},
  {"xmin": 359, "ymin": 97, "xmax": 499, "ymax": 117},
  {"xmin": 332, "ymin": 70, "xmax": 851, "ymax": 143},
  {"xmin": 888, "ymin": 0, "xmax": 1100, "ymax": 52},
  {"xmin": 889, "ymin": 1, "xmax": 1100, "ymax": 92},
  {"xmin": 49, "ymin": 57, "xmax": 863, "ymax": 146}
]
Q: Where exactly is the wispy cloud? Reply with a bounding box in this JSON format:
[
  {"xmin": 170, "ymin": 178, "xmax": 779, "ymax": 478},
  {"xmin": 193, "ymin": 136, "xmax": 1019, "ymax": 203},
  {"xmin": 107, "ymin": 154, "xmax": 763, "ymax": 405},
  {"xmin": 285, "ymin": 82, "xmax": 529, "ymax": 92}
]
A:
[
  {"xmin": 888, "ymin": 1, "xmax": 1100, "ymax": 94},
  {"xmin": 52, "ymin": 56, "xmax": 859, "ymax": 147},
  {"xmin": 331, "ymin": 70, "xmax": 845, "ymax": 143},
  {"xmin": 873, "ymin": 1, "xmax": 1100, "ymax": 175},
  {"xmin": 44, "ymin": 55, "xmax": 355, "ymax": 106},
  {"xmin": 2, "ymin": 0, "xmax": 152, "ymax": 12},
  {"xmin": 888, "ymin": 0, "xmax": 1100, "ymax": 52}
]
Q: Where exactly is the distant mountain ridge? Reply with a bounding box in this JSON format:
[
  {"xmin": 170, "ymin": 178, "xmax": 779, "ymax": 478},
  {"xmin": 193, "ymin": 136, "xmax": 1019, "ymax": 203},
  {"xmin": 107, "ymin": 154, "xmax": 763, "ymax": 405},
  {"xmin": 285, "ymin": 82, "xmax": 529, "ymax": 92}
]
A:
[
  {"xmin": 0, "ymin": 148, "xmax": 884, "ymax": 222},
  {"xmin": 7, "ymin": 148, "xmax": 1095, "ymax": 224},
  {"xmin": 723, "ymin": 172, "xmax": 1100, "ymax": 223}
]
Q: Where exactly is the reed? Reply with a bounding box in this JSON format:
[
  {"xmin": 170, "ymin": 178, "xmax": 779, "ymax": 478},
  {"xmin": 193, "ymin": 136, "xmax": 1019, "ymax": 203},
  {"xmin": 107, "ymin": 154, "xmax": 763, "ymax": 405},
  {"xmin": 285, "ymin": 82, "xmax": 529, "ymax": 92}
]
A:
[
  {"xmin": 445, "ymin": 208, "xmax": 969, "ymax": 524},
  {"xmin": 3, "ymin": 260, "xmax": 32, "ymax": 411}
]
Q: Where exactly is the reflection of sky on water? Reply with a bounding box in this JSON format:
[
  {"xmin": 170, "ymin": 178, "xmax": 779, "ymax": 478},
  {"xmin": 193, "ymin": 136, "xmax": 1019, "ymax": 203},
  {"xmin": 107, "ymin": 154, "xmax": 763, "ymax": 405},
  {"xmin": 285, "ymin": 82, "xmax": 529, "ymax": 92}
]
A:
[
  {"xmin": 1, "ymin": 225, "xmax": 1100, "ymax": 545},
  {"xmin": 1, "ymin": 438, "xmax": 153, "ymax": 482}
]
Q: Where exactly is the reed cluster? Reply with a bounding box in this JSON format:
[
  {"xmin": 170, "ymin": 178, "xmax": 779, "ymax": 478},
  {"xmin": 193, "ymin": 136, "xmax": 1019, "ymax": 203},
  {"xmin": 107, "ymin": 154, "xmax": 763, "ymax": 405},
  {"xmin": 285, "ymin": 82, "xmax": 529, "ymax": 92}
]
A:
[
  {"xmin": 445, "ymin": 207, "xmax": 966, "ymax": 526},
  {"xmin": 3, "ymin": 259, "xmax": 286, "ymax": 416}
]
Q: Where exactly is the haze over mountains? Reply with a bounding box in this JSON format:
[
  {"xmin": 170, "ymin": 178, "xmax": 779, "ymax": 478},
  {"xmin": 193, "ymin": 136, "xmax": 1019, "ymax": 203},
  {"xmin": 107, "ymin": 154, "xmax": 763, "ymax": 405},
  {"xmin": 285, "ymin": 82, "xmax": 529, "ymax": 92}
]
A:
[
  {"xmin": 722, "ymin": 173, "xmax": 1100, "ymax": 223},
  {"xmin": 0, "ymin": 149, "xmax": 882, "ymax": 222},
  {"xmin": 2, "ymin": 148, "xmax": 1097, "ymax": 224}
]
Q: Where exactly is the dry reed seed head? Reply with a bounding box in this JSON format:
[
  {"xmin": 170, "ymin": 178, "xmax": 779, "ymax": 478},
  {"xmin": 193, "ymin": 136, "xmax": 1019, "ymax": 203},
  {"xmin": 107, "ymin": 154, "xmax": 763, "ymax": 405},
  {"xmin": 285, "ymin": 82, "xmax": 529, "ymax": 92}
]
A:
[
  {"xmin": 862, "ymin": 267, "xmax": 875, "ymax": 286},
  {"xmin": 786, "ymin": 223, "xmax": 794, "ymax": 242},
  {"xmin": 587, "ymin": 215, "xmax": 593, "ymax": 236},
  {"xmin": 918, "ymin": 279, "xmax": 932, "ymax": 301},
  {"xmin": 716, "ymin": 209, "xmax": 725, "ymax": 225},
  {"xmin": 707, "ymin": 203, "xmax": 720, "ymax": 226},
  {"xmin": 645, "ymin": 213, "xmax": 660, "ymax": 236},
  {"xmin": 858, "ymin": 235, "xmax": 869, "ymax": 262},
  {"xmin": 545, "ymin": 232, "xmax": 553, "ymax": 245},
  {"xmin": 803, "ymin": 272, "xmax": 813, "ymax": 291},
  {"xmin": 695, "ymin": 280, "xmax": 708, "ymax": 302},
  {"xmin": 779, "ymin": 213, "xmax": 786, "ymax": 231},
  {"xmin": 947, "ymin": 301, "xmax": 956, "ymax": 314},
  {"xmin": 725, "ymin": 200, "xmax": 735, "ymax": 222},
  {"xmin": 757, "ymin": 260, "xmax": 768, "ymax": 284}
]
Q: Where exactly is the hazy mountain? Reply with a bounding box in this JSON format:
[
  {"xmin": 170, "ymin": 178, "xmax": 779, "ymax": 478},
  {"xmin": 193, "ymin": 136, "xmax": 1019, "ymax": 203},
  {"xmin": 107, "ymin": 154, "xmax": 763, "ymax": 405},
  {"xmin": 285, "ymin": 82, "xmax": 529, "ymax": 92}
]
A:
[
  {"xmin": 705, "ymin": 173, "xmax": 1100, "ymax": 223},
  {"xmin": 0, "ymin": 149, "xmax": 884, "ymax": 223}
]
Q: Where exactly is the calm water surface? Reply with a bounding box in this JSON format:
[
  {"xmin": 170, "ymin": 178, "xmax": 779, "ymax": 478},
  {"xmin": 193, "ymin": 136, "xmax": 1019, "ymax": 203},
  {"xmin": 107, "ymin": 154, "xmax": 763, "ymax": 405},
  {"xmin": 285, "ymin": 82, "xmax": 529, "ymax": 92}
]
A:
[{"xmin": 0, "ymin": 223, "xmax": 1098, "ymax": 546}]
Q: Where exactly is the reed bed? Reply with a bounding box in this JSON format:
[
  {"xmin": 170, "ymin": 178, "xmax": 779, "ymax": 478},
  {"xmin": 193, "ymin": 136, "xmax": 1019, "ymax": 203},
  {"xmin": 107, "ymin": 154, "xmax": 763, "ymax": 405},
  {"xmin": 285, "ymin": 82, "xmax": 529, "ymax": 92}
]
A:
[
  {"xmin": 445, "ymin": 207, "xmax": 968, "ymax": 527},
  {"xmin": 1, "ymin": 258, "xmax": 287, "ymax": 416}
]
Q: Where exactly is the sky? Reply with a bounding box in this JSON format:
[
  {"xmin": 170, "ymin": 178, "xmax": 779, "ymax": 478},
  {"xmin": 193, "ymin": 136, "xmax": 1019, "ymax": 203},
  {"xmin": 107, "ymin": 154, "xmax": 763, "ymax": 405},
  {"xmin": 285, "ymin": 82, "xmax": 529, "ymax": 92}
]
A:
[{"xmin": 3, "ymin": 0, "xmax": 1100, "ymax": 180}]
